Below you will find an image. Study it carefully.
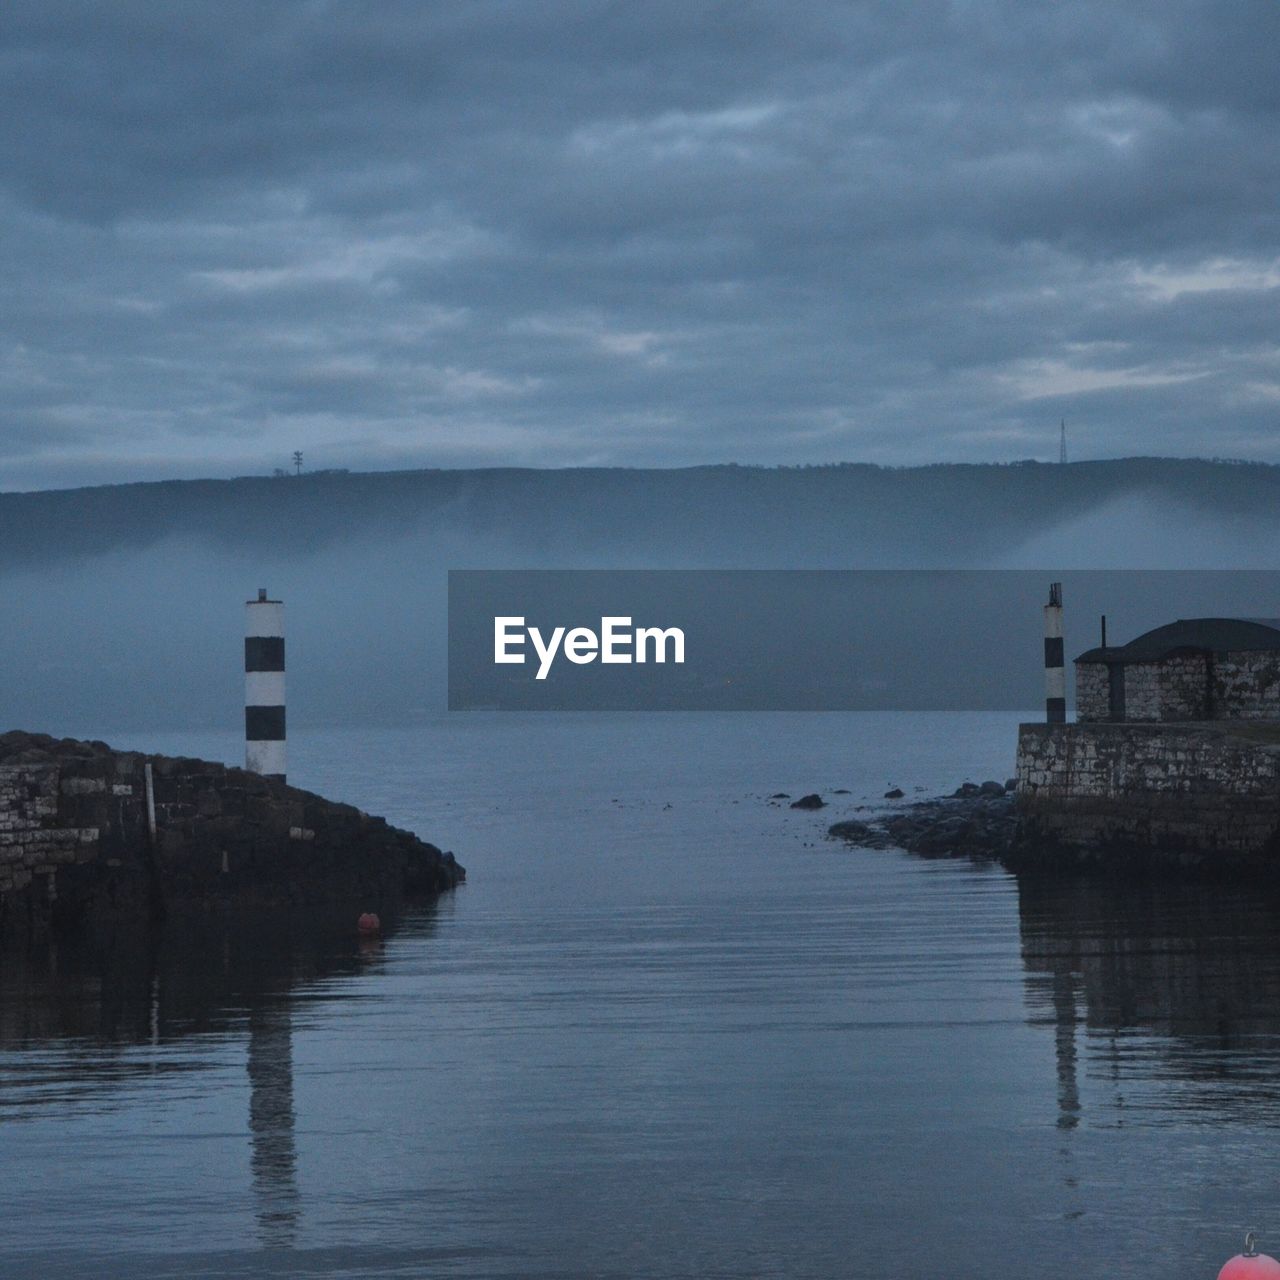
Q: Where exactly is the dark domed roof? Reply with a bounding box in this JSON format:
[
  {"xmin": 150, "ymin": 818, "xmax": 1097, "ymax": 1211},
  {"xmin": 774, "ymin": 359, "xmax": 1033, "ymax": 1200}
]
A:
[{"xmin": 1077, "ymin": 617, "xmax": 1280, "ymax": 664}]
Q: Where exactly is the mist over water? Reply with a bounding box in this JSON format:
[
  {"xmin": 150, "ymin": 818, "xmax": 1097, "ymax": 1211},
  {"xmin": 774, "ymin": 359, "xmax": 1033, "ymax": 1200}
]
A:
[
  {"xmin": 4, "ymin": 467, "xmax": 1280, "ymax": 730},
  {"xmin": 992, "ymin": 495, "xmax": 1280, "ymax": 570}
]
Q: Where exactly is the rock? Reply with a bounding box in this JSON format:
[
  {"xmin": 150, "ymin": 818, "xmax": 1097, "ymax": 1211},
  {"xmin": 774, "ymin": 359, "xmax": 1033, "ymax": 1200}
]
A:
[
  {"xmin": 790, "ymin": 794, "xmax": 826, "ymax": 810},
  {"xmin": 828, "ymin": 789, "xmax": 1019, "ymax": 861},
  {"xmin": 826, "ymin": 819, "xmax": 888, "ymax": 847},
  {"xmin": 884, "ymin": 787, "xmax": 904, "ymax": 799},
  {"xmin": 952, "ymin": 782, "xmax": 981, "ymax": 798},
  {"xmin": 979, "ymin": 780, "xmax": 1005, "ymax": 797},
  {"xmin": 832, "ymin": 789, "xmax": 851, "ymax": 795},
  {"xmin": 1005, "ymin": 778, "xmax": 1018, "ymax": 792},
  {"xmin": 770, "ymin": 793, "xmax": 791, "ymax": 800}
]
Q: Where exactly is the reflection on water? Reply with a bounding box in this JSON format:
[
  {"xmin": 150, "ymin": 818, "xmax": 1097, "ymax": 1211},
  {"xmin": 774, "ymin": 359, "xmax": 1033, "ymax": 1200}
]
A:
[
  {"xmin": 0, "ymin": 908, "xmax": 398, "ymax": 1049},
  {"xmin": 0, "ymin": 906, "xmax": 425, "ymax": 1257},
  {"xmin": 4, "ymin": 714, "xmax": 1280, "ymax": 1278},
  {"xmin": 247, "ymin": 1004, "xmax": 298, "ymax": 1248},
  {"xmin": 1019, "ymin": 875, "xmax": 1280, "ymax": 1130}
]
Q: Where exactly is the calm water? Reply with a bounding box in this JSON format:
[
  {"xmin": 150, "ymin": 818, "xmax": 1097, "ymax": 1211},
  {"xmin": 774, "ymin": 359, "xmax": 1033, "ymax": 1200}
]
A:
[{"xmin": 3, "ymin": 712, "xmax": 1279, "ymax": 1279}]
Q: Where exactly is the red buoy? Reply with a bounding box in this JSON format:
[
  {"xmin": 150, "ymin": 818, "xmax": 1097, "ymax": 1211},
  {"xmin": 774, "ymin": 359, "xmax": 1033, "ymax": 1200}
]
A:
[
  {"xmin": 1219, "ymin": 1234, "xmax": 1280, "ymax": 1280},
  {"xmin": 357, "ymin": 911, "xmax": 381, "ymax": 936}
]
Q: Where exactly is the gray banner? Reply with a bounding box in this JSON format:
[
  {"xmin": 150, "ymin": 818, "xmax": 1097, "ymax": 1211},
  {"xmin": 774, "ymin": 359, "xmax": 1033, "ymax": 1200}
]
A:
[{"xmin": 447, "ymin": 569, "xmax": 1280, "ymax": 711}]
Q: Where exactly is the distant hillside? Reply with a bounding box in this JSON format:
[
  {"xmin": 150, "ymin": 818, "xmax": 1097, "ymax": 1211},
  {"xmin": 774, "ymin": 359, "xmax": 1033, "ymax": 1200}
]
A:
[
  {"xmin": 4, "ymin": 457, "xmax": 1279, "ymax": 730},
  {"xmin": 3, "ymin": 457, "xmax": 1280, "ymax": 572}
]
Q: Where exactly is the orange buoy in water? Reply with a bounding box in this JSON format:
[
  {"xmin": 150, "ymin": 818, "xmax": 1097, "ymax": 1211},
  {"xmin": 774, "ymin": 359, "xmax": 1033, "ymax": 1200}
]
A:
[
  {"xmin": 1219, "ymin": 1234, "xmax": 1280, "ymax": 1280},
  {"xmin": 357, "ymin": 912, "xmax": 381, "ymax": 936}
]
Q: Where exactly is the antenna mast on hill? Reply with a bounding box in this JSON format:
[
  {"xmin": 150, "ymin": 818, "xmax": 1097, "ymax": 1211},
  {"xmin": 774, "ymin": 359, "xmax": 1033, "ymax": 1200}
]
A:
[{"xmin": 1059, "ymin": 419, "xmax": 1068, "ymax": 464}]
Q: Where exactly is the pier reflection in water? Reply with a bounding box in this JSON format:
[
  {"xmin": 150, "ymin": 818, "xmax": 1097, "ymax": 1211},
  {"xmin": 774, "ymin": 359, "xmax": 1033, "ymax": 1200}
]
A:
[
  {"xmin": 1018, "ymin": 873, "xmax": 1280, "ymax": 1131},
  {"xmin": 9, "ymin": 708, "xmax": 1280, "ymax": 1279},
  {"xmin": 0, "ymin": 907, "xmax": 417, "ymax": 1252}
]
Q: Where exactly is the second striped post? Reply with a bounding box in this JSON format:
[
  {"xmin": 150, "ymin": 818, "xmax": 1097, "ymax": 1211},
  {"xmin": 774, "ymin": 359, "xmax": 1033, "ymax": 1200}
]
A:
[{"xmin": 1044, "ymin": 581, "xmax": 1065, "ymax": 724}]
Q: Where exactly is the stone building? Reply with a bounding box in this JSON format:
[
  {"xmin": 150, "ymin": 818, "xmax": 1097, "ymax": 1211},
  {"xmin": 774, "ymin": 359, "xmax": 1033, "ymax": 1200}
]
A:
[
  {"xmin": 1015, "ymin": 611, "xmax": 1280, "ymax": 868},
  {"xmin": 1074, "ymin": 617, "xmax": 1280, "ymax": 723}
]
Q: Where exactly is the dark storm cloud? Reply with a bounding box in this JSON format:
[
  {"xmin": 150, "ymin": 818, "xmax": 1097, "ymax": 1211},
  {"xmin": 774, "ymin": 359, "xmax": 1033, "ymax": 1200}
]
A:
[{"xmin": 1, "ymin": 0, "xmax": 1278, "ymax": 488}]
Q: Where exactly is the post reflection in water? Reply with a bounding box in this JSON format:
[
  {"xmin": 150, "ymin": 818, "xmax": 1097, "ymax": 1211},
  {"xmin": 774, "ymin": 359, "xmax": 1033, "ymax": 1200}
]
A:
[
  {"xmin": 12, "ymin": 839, "xmax": 1280, "ymax": 1277},
  {"xmin": 1017, "ymin": 873, "xmax": 1280, "ymax": 1131},
  {"xmin": 246, "ymin": 1003, "xmax": 299, "ymax": 1249},
  {"xmin": 0, "ymin": 906, "xmax": 416, "ymax": 1257}
]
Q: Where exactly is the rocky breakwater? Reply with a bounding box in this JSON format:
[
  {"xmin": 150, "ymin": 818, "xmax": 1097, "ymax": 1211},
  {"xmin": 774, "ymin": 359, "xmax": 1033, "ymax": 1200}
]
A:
[
  {"xmin": 0, "ymin": 730, "xmax": 463, "ymax": 936},
  {"xmin": 826, "ymin": 780, "xmax": 1018, "ymax": 861}
]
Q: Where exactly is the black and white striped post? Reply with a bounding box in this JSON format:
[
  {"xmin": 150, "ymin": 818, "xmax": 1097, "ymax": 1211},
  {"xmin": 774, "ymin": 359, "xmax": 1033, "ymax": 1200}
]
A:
[
  {"xmin": 1044, "ymin": 581, "xmax": 1066, "ymax": 724},
  {"xmin": 245, "ymin": 588, "xmax": 286, "ymax": 781}
]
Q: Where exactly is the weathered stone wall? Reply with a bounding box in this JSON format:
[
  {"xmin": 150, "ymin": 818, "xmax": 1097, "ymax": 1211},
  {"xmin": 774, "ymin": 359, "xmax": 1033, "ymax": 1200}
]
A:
[
  {"xmin": 1158, "ymin": 654, "xmax": 1211, "ymax": 720},
  {"xmin": 0, "ymin": 764, "xmax": 101, "ymax": 899},
  {"xmin": 1214, "ymin": 651, "xmax": 1280, "ymax": 719},
  {"xmin": 1015, "ymin": 721, "xmax": 1280, "ymax": 866},
  {"xmin": 1077, "ymin": 651, "xmax": 1280, "ymax": 724},
  {"xmin": 1076, "ymin": 663, "xmax": 1110, "ymax": 722},
  {"xmin": 1123, "ymin": 661, "xmax": 1162, "ymax": 720},
  {"xmin": 0, "ymin": 731, "xmax": 463, "ymax": 935}
]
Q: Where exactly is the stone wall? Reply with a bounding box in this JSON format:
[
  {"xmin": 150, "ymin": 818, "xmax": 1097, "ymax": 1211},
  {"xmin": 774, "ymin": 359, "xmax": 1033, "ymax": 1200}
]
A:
[
  {"xmin": 0, "ymin": 764, "xmax": 101, "ymax": 900},
  {"xmin": 1214, "ymin": 651, "xmax": 1280, "ymax": 718},
  {"xmin": 1159, "ymin": 653, "xmax": 1212, "ymax": 720},
  {"xmin": 1077, "ymin": 650, "xmax": 1280, "ymax": 724},
  {"xmin": 0, "ymin": 731, "xmax": 463, "ymax": 935},
  {"xmin": 1014, "ymin": 721, "xmax": 1280, "ymax": 866},
  {"xmin": 1123, "ymin": 661, "xmax": 1162, "ymax": 720},
  {"xmin": 1103, "ymin": 656, "xmax": 1211, "ymax": 722},
  {"xmin": 1076, "ymin": 663, "xmax": 1110, "ymax": 722}
]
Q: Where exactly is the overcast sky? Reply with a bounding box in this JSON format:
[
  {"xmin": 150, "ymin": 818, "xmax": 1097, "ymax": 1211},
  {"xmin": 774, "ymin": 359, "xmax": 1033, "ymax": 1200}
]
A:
[{"xmin": 2, "ymin": 1, "xmax": 1278, "ymax": 490}]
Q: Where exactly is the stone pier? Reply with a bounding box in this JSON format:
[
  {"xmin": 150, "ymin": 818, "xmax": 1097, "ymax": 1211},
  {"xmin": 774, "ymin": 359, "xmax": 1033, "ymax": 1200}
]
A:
[
  {"xmin": 0, "ymin": 730, "xmax": 463, "ymax": 935},
  {"xmin": 1014, "ymin": 721, "xmax": 1280, "ymax": 868}
]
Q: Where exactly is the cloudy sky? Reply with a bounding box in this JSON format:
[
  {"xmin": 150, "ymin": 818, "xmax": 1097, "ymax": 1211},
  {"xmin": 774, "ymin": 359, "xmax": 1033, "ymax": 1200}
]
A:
[{"xmin": 2, "ymin": 1, "xmax": 1278, "ymax": 490}]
